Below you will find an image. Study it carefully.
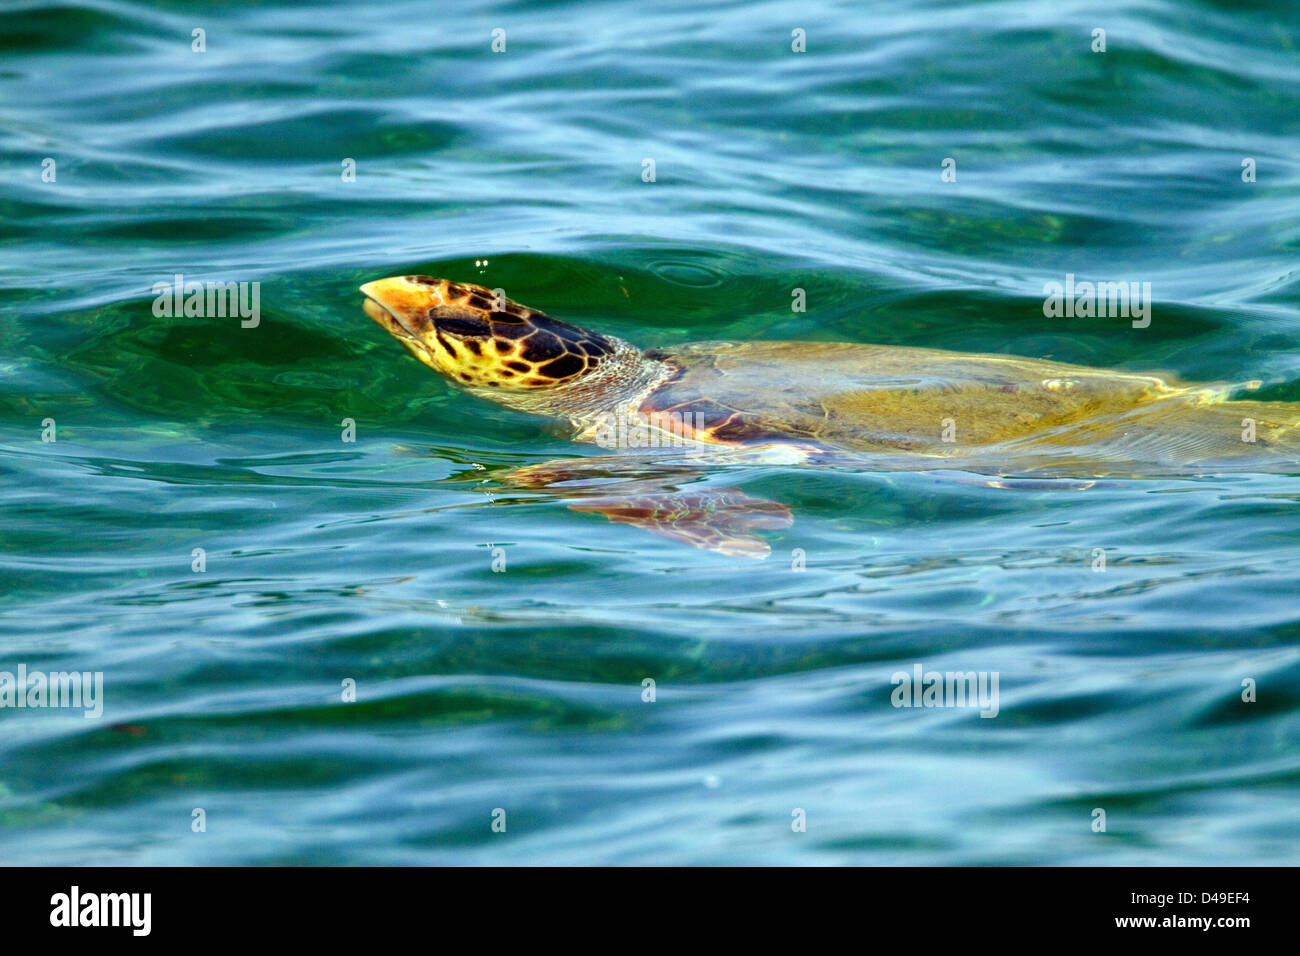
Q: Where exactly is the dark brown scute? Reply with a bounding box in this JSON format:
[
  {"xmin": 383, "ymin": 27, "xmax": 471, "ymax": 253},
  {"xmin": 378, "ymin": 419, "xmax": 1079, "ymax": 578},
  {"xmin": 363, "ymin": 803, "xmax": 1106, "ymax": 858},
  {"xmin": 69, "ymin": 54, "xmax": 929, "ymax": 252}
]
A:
[
  {"xmin": 435, "ymin": 316, "xmax": 488, "ymax": 337},
  {"xmin": 520, "ymin": 331, "xmax": 564, "ymax": 362},
  {"xmin": 539, "ymin": 353, "xmax": 586, "ymax": 379}
]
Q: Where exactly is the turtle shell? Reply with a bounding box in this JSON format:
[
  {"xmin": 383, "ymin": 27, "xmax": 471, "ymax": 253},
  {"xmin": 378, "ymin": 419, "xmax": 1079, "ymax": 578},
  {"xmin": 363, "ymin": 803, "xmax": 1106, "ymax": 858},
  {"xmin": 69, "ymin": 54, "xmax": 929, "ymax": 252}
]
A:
[{"xmin": 641, "ymin": 340, "xmax": 1183, "ymax": 452}]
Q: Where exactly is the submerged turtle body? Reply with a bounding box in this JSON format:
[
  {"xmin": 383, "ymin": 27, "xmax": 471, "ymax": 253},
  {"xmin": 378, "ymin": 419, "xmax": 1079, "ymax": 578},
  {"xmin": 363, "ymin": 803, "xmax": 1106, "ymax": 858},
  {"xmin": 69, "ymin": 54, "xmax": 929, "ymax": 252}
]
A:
[
  {"xmin": 360, "ymin": 275, "xmax": 1299, "ymax": 554},
  {"xmin": 632, "ymin": 340, "xmax": 1292, "ymax": 474}
]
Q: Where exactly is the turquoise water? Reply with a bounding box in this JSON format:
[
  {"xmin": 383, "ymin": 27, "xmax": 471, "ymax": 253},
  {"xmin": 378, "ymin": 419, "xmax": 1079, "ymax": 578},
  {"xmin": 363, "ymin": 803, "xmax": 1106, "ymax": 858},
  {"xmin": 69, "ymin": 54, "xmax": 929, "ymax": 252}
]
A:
[{"xmin": 2, "ymin": 0, "xmax": 1299, "ymax": 864}]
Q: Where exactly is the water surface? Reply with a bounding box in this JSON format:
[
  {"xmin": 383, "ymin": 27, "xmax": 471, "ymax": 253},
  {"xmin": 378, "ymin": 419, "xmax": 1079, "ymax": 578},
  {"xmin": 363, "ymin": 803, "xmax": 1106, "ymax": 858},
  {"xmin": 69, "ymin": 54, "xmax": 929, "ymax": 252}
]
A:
[{"xmin": 2, "ymin": 0, "xmax": 1299, "ymax": 864}]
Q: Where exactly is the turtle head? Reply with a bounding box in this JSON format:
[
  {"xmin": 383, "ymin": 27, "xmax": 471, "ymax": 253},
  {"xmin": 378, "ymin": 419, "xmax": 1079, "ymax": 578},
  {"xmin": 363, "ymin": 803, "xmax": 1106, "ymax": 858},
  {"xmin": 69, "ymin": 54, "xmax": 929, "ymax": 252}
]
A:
[{"xmin": 360, "ymin": 276, "xmax": 621, "ymax": 392}]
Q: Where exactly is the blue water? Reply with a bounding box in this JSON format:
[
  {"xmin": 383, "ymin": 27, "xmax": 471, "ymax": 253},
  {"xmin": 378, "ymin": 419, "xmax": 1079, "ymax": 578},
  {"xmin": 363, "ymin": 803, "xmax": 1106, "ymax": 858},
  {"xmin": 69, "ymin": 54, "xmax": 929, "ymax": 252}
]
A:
[{"xmin": 1, "ymin": 0, "xmax": 1298, "ymax": 864}]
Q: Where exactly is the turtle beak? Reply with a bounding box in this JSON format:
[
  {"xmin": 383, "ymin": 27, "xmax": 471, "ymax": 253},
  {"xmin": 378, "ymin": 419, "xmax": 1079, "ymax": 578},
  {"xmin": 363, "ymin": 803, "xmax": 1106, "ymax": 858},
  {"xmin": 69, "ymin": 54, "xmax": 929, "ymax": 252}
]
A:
[{"xmin": 360, "ymin": 277, "xmax": 421, "ymax": 336}]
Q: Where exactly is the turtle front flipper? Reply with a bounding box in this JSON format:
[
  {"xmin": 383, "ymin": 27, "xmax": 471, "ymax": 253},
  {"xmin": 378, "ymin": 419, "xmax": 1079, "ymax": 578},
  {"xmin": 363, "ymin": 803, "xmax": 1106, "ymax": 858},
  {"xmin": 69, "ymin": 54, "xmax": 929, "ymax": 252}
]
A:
[
  {"xmin": 568, "ymin": 488, "xmax": 791, "ymax": 558},
  {"xmin": 500, "ymin": 457, "xmax": 792, "ymax": 559}
]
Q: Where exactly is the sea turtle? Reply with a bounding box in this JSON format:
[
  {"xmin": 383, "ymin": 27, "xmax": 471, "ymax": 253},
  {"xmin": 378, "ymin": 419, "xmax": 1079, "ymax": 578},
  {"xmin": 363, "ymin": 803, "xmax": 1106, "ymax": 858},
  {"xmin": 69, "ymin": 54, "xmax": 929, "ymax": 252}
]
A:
[{"xmin": 360, "ymin": 275, "xmax": 1299, "ymax": 556}]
